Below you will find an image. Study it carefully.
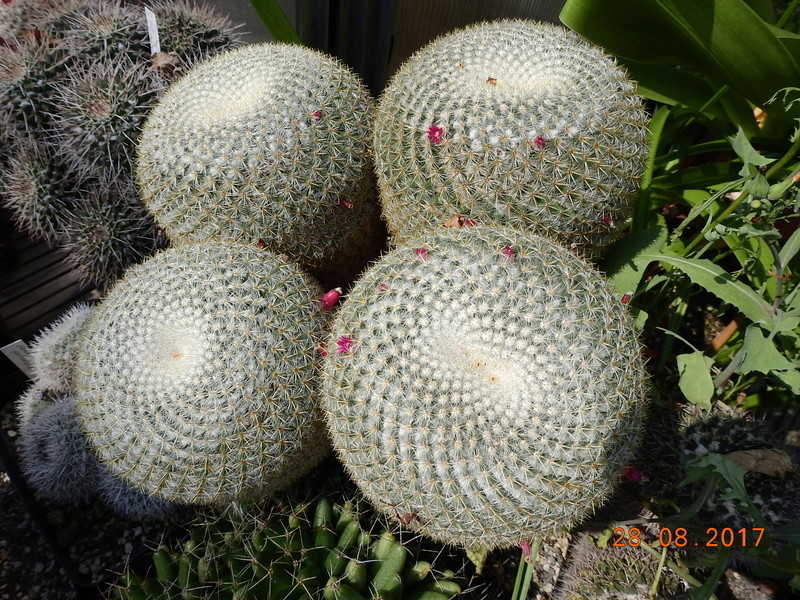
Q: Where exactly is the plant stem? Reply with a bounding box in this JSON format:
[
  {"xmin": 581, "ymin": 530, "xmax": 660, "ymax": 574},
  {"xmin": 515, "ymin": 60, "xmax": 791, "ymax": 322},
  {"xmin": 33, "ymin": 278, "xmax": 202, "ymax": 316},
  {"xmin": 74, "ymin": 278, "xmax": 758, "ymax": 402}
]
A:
[
  {"xmin": 776, "ymin": 0, "xmax": 800, "ymax": 28},
  {"xmin": 639, "ymin": 543, "xmax": 719, "ymax": 599},
  {"xmin": 511, "ymin": 537, "xmax": 541, "ymax": 600},
  {"xmin": 682, "ymin": 133, "xmax": 800, "ymax": 256},
  {"xmin": 649, "ymin": 545, "xmax": 668, "ymax": 598}
]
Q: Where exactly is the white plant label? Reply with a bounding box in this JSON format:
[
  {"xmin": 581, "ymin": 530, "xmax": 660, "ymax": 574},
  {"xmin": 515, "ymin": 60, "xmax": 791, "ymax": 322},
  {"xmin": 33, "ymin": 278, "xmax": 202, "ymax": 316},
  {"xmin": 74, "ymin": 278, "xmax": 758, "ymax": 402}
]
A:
[
  {"xmin": 145, "ymin": 7, "xmax": 161, "ymax": 55},
  {"xmin": 1, "ymin": 340, "xmax": 33, "ymax": 378}
]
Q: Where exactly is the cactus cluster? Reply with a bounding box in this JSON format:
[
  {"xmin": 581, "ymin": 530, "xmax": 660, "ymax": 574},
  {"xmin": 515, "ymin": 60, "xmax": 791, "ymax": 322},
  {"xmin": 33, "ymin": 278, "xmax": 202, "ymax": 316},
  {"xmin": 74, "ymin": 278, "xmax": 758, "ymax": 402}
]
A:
[
  {"xmin": 73, "ymin": 240, "xmax": 331, "ymax": 505},
  {"xmin": 113, "ymin": 494, "xmax": 463, "ymax": 600},
  {"xmin": 0, "ymin": 0, "xmax": 243, "ymax": 289},
  {"xmin": 135, "ymin": 42, "xmax": 379, "ymax": 274},
  {"xmin": 373, "ymin": 19, "xmax": 649, "ymax": 254},
  {"xmin": 15, "ymin": 302, "xmax": 176, "ymax": 519},
  {"xmin": 321, "ymin": 224, "xmax": 649, "ymax": 550}
]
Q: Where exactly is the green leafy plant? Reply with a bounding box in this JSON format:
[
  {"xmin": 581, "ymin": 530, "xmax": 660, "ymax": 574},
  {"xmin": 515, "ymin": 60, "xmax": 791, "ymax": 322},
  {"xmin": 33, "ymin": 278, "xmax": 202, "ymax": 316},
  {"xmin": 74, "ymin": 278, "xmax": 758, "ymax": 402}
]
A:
[{"xmin": 557, "ymin": 0, "xmax": 800, "ymax": 597}]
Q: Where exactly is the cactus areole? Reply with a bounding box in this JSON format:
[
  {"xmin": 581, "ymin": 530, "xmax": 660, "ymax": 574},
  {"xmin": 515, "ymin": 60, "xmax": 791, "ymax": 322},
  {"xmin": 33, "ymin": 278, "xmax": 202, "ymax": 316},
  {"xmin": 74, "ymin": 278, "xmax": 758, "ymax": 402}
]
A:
[
  {"xmin": 321, "ymin": 226, "xmax": 649, "ymax": 549},
  {"xmin": 72, "ymin": 241, "xmax": 329, "ymax": 505},
  {"xmin": 373, "ymin": 20, "xmax": 650, "ymax": 254}
]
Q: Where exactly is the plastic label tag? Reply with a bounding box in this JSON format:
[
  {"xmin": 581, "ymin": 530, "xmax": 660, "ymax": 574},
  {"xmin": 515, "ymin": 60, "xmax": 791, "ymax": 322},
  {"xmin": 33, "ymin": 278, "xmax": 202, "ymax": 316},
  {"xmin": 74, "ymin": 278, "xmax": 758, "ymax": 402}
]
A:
[
  {"xmin": 145, "ymin": 7, "xmax": 161, "ymax": 55},
  {"xmin": 1, "ymin": 340, "xmax": 33, "ymax": 378}
]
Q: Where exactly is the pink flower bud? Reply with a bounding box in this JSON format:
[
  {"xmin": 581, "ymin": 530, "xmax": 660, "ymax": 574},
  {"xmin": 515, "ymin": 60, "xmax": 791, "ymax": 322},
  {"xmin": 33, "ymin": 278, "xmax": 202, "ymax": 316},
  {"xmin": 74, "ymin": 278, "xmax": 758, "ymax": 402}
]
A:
[
  {"xmin": 256, "ymin": 239, "xmax": 267, "ymax": 249},
  {"xmin": 519, "ymin": 539, "xmax": 532, "ymax": 557},
  {"xmin": 320, "ymin": 288, "xmax": 342, "ymax": 310},
  {"xmin": 336, "ymin": 335, "xmax": 354, "ymax": 354},
  {"xmin": 415, "ymin": 248, "xmax": 428, "ymax": 261},
  {"xmin": 377, "ymin": 283, "xmax": 389, "ymax": 293},
  {"xmin": 621, "ymin": 291, "xmax": 633, "ymax": 305},
  {"xmin": 427, "ymin": 125, "xmax": 444, "ymax": 144},
  {"xmin": 317, "ymin": 343, "xmax": 329, "ymax": 356},
  {"xmin": 339, "ymin": 200, "xmax": 353, "ymax": 209},
  {"xmin": 311, "ymin": 110, "xmax": 322, "ymax": 119},
  {"xmin": 533, "ymin": 136, "xmax": 546, "ymax": 149},
  {"xmin": 501, "ymin": 246, "xmax": 515, "ymax": 262},
  {"xmin": 602, "ymin": 215, "xmax": 614, "ymax": 226},
  {"xmin": 623, "ymin": 466, "xmax": 642, "ymax": 482}
]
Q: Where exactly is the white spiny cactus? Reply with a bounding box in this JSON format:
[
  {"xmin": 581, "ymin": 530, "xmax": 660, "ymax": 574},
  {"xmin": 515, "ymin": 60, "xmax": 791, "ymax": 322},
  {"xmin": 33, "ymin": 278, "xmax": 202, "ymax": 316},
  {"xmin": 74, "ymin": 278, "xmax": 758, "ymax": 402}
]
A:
[{"xmin": 321, "ymin": 224, "xmax": 649, "ymax": 550}]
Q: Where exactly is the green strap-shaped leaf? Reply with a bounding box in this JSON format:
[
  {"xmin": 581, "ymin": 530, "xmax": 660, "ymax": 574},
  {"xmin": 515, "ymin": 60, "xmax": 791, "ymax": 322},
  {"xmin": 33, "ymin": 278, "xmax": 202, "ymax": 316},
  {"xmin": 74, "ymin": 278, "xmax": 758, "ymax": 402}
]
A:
[
  {"xmin": 642, "ymin": 253, "xmax": 775, "ymax": 326},
  {"xmin": 560, "ymin": 0, "xmax": 800, "ymax": 115},
  {"xmin": 249, "ymin": 0, "xmax": 302, "ymax": 45}
]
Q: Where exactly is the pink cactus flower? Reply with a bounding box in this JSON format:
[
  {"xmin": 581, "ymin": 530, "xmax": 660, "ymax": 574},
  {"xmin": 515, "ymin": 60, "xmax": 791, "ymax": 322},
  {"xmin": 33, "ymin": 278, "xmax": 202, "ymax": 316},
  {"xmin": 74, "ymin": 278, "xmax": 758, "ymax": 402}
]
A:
[
  {"xmin": 623, "ymin": 466, "xmax": 643, "ymax": 482},
  {"xmin": 427, "ymin": 125, "xmax": 444, "ymax": 144},
  {"xmin": 336, "ymin": 336, "xmax": 354, "ymax": 354},
  {"xmin": 319, "ymin": 288, "xmax": 342, "ymax": 310}
]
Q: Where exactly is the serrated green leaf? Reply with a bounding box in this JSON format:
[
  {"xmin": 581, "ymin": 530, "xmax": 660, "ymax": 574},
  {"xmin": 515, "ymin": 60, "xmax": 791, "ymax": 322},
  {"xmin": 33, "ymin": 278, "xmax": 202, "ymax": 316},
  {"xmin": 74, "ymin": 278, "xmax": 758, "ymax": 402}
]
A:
[
  {"xmin": 677, "ymin": 351, "xmax": 715, "ymax": 408},
  {"xmin": 730, "ymin": 128, "xmax": 775, "ymax": 171},
  {"xmin": 602, "ymin": 225, "xmax": 668, "ymax": 296},
  {"xmin": 737, "ymin": 325, "xmax": 796, "ymax": 374},
  {"xmin": 773, "ymin": 368, "xmax": 800, "ymax": 393},
  {"xmin": 642, "ymin": 254, "xmax": 775, "ymax": 326}
]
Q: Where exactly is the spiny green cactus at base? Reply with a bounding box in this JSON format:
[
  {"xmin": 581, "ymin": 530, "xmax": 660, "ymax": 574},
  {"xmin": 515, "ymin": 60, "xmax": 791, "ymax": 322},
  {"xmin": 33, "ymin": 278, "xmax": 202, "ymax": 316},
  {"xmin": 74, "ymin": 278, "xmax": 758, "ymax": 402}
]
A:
[
  {"xmin": 111, "ymin": 494, "xmax": 463, "ymax": 600},
  {"xmin": 553, "ymin": 531, "xmax": 686, "ymax": 600},
  {"xmin": 373, "ymin": 19, "xmax": 649, "ymax": 254},
  {"xmin": 322, "ymin": 225, "xmax": 650, "ymax": 550},
  {"xmin": 73, "ymin": 240, "xmax": 331, "ymax": 505}
]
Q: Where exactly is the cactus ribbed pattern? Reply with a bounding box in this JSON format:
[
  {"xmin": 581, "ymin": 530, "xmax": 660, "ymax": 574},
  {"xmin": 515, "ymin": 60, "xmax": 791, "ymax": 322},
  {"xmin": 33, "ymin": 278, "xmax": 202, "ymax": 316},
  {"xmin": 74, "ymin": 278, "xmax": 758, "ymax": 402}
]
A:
[
  {"xmin": 114, "ymin": 494, "xmax": 463, "ymax": 600},
  {"xmin": 373, "ymin": 20, "xmax": 649, "ymax": 253},
  {"xmin": 73, "ymin": 241, "xmax": 330, "ymax": 505},
  {"xmin": 135, "ymin": 43, "xmax": 377, "ymax": 271},
  {"xmin": 322, "ymin": 225, "xmax": 649, "ymax": 549}
]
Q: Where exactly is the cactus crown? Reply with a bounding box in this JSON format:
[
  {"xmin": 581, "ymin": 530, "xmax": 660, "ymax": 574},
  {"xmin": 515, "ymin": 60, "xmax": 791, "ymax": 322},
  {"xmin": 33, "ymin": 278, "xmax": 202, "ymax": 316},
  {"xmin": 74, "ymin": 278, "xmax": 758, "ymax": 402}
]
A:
[
  {"xmin": 322, "ymin": 225, "xmax": 649, "ymax": 549},
  {"xmin": 373, "ymin": 19, "xmax": 649, "ymax": 253},
  {"xmin": 73, "ymin": 240, "xmax": 330, "ymax": 505}
]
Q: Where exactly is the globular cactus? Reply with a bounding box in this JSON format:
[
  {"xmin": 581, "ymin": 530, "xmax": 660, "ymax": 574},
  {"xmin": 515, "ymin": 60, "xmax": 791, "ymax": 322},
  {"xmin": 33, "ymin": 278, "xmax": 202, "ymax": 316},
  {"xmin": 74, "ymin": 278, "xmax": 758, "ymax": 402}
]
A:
[
  {"xmin": 27, "ymin": 301, "xmax": 94, "ymax": 394},
  {"xmin": 135, "ymin": 42, "xmax": 379, "ymax": 273},
  {"xmin": 49, "ymin": 57, "xmax": 161, "ymax": 177},
  {"xmin": 553, "ymin": 531, "xmax": 685, "ymax": 600},
  {"xmin": 112, "ymin": 495, "xmax": 464, "ymax": 600},
  {"xmin": 14, "ymin": 385, "xmax": 51, "ymax": 430},
  {"xmin": 17, "ymin": 395, "xmax": 98, "ymax": 503},
  {"xmin": 15, "ymin": 387, "xmax": 175, "ymax": 518},
  {"xmin": 322, "ymin": 225, "xmax": 649, "ymax": 551},
  {"xmin": 61, "ymin": 179, "xmax": 164, "ymax": 290},
  {"xmin": 0, "ymin": 139, "xmax": 81, "ymax": 244},
  {"xmin": 72, "ymin": 240, "xmax": 331, "ymax": 505},
  {"xmin": 373, "ymin": 20, "xmax": 650, "ymax": 254}
]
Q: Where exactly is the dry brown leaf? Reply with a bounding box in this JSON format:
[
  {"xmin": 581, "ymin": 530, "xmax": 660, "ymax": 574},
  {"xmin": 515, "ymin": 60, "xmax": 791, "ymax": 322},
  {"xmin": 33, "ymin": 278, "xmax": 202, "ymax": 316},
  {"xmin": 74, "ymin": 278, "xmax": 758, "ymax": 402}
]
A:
[{"xmin": 725, "ymin": 448, "xmax": 794, "ymax": 477}]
